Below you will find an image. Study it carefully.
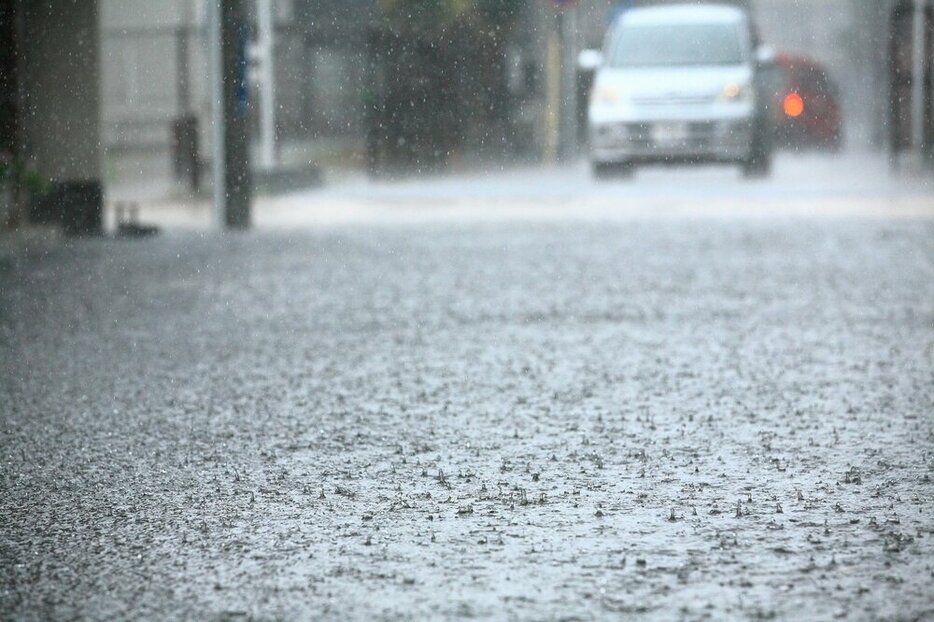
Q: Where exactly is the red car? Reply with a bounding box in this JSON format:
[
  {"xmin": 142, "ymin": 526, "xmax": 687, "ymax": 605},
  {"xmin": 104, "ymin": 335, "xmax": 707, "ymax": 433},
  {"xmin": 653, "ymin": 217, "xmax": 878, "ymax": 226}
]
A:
[{"xmin": 761, "ymin": 53, "xmax": 843, "ymax": 151}]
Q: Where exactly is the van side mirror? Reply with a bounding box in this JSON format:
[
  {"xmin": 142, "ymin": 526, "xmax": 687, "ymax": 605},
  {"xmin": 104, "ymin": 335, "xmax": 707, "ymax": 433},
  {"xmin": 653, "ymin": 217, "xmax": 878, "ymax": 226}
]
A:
[
  {"xmin": 578, "ymin": 49, "xmax": 603, "ymax": 72},
  {"xmin": 755, "ymin": 45, "xmax": 775, "ymax": 68}
]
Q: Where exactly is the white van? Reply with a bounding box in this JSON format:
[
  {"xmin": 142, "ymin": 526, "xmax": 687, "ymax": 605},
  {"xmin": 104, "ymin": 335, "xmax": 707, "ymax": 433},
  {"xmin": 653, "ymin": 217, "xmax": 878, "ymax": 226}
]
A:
[{"xmin": 587, "ymin": 4, "xmax": 771, "ymax": 178}]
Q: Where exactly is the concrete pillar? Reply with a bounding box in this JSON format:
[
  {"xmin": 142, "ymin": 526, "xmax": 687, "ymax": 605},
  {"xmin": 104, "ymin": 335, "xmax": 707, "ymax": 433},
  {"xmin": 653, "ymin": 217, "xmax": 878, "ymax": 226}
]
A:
[
  {"xmin": 910, "ymin": 0, "xmax": 927, "ymax": 159},
  {"xmin": 21, "ymin": 0, "xmax": 103, "ymax": 234}
]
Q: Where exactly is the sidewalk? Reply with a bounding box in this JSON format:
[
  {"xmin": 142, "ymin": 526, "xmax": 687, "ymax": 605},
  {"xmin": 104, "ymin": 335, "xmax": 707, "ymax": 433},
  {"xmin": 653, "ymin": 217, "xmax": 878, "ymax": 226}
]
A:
[{"xmin": 102, "ymin": 151, "xmax": 934, "ymax": 233}]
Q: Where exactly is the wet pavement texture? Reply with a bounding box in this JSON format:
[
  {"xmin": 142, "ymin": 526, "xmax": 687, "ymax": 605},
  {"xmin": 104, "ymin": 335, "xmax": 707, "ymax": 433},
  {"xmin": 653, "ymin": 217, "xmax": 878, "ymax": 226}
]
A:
[{"xmin": 1, "ymin": 214, "xmax": 933, "ymax": 620}]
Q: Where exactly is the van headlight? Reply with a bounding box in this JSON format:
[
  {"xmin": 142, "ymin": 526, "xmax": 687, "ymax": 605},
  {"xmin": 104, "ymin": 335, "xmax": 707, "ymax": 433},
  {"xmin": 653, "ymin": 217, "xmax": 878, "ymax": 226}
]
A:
[
  {"xmin": 593, "ymin": 85, "xmax": 624, "ymax": 105},
  {"xmin": 720, "ymin": 82, "xmax": 753, "ymax": 103}
]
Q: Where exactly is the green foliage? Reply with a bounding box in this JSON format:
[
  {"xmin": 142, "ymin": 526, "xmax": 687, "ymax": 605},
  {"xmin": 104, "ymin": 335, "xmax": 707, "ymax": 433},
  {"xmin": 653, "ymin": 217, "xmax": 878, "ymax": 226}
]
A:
[{"xmin": 0, "ymin": 155, "xmax": 50, "ymax": 195}]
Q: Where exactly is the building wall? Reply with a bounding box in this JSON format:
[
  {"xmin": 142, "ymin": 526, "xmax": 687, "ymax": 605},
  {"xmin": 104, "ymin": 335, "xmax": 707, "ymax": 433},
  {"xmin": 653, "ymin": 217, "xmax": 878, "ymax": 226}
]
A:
[
  {"xmin": 101, "ymin": 0, "xmax": 188, "ymax": 28},
  {"xmin": 99, "ymin": 0, "xmax": 350, "ymax": 152},
  {"xmin": 0, "ymin": 0, "xmax": 18, "ymax": 157},
  {"xmin": 97, "ymin": 0, "xmax": 545, "ymax": 163},
  {"xmin": 21, "ymin": 0, "xmax": 102, "ymax": 181},
  {"xmin": 0, "ymin": 0, "xmax": 105, "ymax": 234},
  {"xmin": 101, "ymin": 0, "xmax": 208, "ymax": 149}
]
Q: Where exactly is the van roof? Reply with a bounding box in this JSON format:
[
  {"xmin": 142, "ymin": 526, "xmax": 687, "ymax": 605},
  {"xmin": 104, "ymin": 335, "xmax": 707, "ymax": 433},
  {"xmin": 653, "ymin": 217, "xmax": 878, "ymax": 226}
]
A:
[{"xmin": 617, "ymin": 4, "xmax": 747, "ymax": 26}]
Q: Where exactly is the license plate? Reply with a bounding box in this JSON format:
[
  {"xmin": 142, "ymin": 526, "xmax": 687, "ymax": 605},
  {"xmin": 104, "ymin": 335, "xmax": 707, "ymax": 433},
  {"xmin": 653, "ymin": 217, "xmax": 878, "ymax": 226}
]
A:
[{"xmin": 651, "ymin": 122, "xmax": 689, "ymax": 145}]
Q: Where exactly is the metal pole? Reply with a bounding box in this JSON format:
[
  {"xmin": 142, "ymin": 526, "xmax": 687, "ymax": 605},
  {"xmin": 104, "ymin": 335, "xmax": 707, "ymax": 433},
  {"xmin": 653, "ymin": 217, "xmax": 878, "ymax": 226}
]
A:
[
  {"xmin": 910, "ymin": 0, "xmax": 927, "ymax": 160},
  {"xmin": 210, "ymin": 0, "xmax": 252, "ymax": 229},
  {"xmin": 209, "ymin": 0, "xmax": 225, "ymax": 228},
  {"xmin": 257, "ymin": 0, "xmax": 277, "ymax": 169},
  {"xmin": 930, "ymin": 0, "xmax": 934, "ymax": 163}
]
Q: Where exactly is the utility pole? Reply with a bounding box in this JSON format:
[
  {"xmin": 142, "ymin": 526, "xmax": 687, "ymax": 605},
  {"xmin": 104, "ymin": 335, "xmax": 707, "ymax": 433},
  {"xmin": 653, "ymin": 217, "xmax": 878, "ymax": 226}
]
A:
[
  {"xmin": 559, "ymin": 4, "xmax": 579, "ymax": 161},
  {"xmin": 545, "ymin": 0, "xmax": 579, "ymax": 165},
  {"xmin": 177, "ymin": 2, "xmax": 191, "ymax": 116},
  {"xmin": 910, "ymin": 0, "xmax": 928, "ymax": 166},
  {"xmin": 257, "ymin": 0, "xmax": 277, "ymax": 170},
  {"xmin": 209, "ymin": 0, "xmax": 251, "ymax": 229},
  {"xmin": 544, "ymin": 24, "xmax": 560, "ymax": 165}
]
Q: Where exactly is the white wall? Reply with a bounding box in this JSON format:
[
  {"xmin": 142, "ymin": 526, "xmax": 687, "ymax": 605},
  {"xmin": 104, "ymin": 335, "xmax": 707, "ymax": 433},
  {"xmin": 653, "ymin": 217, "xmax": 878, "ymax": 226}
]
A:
[{"xmin": 101, "ymin": 0, "xmax": 190, "ymax": 30}]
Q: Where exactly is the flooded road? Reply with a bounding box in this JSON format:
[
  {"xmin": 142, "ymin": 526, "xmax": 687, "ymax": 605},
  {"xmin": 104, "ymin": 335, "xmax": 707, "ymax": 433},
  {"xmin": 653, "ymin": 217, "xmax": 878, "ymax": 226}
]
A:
[{"xmin": 2, "ymin": 155, "xmax": 933, "ymax": 620}]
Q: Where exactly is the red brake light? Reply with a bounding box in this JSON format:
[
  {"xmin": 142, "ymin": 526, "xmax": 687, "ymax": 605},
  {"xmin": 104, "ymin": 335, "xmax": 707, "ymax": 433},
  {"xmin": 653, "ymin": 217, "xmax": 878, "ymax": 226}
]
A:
[{"xmin": 783, "ymin": 93, "xmax": 804, "ymax": 118}]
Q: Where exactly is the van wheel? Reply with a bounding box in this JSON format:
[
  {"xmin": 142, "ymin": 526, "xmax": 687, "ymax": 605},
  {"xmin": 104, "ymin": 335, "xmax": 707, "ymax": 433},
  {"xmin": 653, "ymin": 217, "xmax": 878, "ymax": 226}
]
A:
[
  {"xmin": 827, "ymin": 134, "xmax": 844, "ymax": 153},
  {"xmin": 592, "ymin": 161, "xmax": 634, "ymax": 180},
  {"xmin": 741, "ymin": 157, "xmax": 770, "ymax": 179},
  {"xmin": 742, "ymin": 121, "xmax": 773, "ymax": 179},
  {"xmin": 741, "ymin": 145, "xmax": 772, "ymax": 179}
]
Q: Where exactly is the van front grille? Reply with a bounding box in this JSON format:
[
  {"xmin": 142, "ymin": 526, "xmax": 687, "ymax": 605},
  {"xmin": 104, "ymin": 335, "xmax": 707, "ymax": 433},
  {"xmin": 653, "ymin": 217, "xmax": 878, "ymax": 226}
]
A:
[{"xmin": 632, "ymin": 94, "xmax": 715, "ymax": 107}]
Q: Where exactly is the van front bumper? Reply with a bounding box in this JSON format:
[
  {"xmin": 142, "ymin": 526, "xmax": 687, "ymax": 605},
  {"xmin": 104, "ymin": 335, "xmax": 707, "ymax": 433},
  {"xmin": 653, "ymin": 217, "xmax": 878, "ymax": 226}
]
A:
[{"xmin": 590, "ymin": 119, "xmax": 753, "ymax": 164}]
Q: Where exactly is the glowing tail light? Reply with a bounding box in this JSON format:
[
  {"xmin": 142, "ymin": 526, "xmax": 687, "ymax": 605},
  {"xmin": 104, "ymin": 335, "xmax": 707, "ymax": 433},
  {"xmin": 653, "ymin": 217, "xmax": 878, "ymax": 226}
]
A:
[{"xmin": 783, "ymin": 93, "xmax": 804, "ymax": 118}]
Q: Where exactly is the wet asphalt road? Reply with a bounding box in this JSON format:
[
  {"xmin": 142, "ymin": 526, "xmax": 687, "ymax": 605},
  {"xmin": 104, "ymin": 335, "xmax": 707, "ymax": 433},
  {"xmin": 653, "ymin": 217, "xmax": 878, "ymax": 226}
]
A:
[{"xmin": 2, "ymin": 160, "xmax": 934, "ymax": 620}]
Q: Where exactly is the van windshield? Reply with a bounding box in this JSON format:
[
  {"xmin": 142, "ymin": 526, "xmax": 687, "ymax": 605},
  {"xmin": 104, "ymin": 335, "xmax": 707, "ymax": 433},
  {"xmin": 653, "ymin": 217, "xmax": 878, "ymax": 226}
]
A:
[{"xmin": 608, "ymin": 23, "xmax": 746, "ymax": 67}]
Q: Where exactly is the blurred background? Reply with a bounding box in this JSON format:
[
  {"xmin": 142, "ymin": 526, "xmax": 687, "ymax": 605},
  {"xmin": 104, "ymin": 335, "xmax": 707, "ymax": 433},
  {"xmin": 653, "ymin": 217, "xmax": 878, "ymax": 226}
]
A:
[{"xmin": 1, "ymin": 0, "xmax": 932, "ymax": 234}]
